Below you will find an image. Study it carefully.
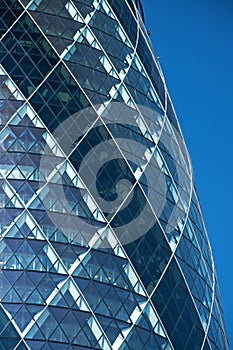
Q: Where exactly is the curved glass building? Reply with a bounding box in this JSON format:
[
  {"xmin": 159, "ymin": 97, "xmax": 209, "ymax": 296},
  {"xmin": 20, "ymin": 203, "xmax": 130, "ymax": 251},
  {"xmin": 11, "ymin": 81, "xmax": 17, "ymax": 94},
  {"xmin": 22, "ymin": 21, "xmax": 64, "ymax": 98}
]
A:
[{"xmin": 0, "ymin": 0, "xmax": 229, "ymax": 349}]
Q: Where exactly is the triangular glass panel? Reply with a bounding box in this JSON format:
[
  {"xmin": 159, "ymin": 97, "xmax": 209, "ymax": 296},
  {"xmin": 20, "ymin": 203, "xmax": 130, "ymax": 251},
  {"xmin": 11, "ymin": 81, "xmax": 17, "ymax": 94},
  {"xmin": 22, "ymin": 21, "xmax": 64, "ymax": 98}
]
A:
[
  {"xmin": 26, "ymin": 288, "xmax": 45, "ymax": 305},
  {"xmin": 27, "ymin": 239, "xmax": 46, "ymax": 254},
  {"xmin": 17, "ymin": 129, "xmax": 36, "ymax": 150},
  {"xmin": 8, "ymin": 140, "xmax": 25, "ymax": 152},
  {"xmin": 29, "ymin": 140, "xmax": 45, "ymax": 154},
  {"xmin": 48, "ymin": 302, "xmax": 68, "ymax": 324},
  {"xmin": 137, "ymin": 312, "xmax": 152, "ymax": 331},
  {"xmin": 0, "ymin": 272, "xmax": 12, "ymax": 299},
  {"xmin": 17, "ymin": 222, "xmax": 34, "ymax": 238},
  {"xmin": 8, "ymin": 166, "xmax": 26, "ymax": 181},
  {"xmin": 11, "ymin": 304, "xmax": 34, "ymax": 331},
  {"xmin": 36, "ymin": 310, "xmax": 58, "ymax": 338},
  {"xmin": 50, "ymin": 291, "xmax": 69, "ymax": 309},
  {"xmin": 2, "ymin": 286, "xmax": 22, "ymax": 303},
  {"xmin": 49, "ymin": 324, "xmax": 69, "ymax": 343},
  {"xmin": 26, "ymin": 323, "xmax": 46, "ymax": 340},
  {"xmin": 26, "ymin": 256, "xmax": 47, "ymax": 272},
  {"xmin": 96, "ymin": 298, "xmax": 112, "ymax": 316},
  {"xmin": 73, "ymin": 328, "xmax": 92, "ymax": 347},
  {"xmin": 28, "ymin": 196, "xmax": 44, "ymax": 210}
]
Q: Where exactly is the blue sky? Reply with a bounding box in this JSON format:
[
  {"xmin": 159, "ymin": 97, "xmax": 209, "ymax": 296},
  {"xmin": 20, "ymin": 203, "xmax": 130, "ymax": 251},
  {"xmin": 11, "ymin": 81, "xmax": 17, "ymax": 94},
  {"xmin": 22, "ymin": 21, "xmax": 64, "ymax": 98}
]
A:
[{"xmin": 143, "ymin": 0, "xmax": 233, "ymax": 346}]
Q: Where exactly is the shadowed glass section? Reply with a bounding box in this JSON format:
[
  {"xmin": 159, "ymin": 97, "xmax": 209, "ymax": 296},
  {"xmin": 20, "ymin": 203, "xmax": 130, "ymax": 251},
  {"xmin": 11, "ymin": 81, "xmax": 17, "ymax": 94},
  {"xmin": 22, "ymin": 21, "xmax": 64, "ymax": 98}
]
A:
[
  {"xmin": 0, "ymin": 0, "xmax": 24, "ymax": 38},
  {"xmin": 125, "ymin": 224, "xmax": 171, "ymax": 295},
  {"xmin": 0, "ymin": 306, "xmax": 22, "ymax": 348},
  {"xmin": 152, "ymin": 258, "xmax": 205, "ymax": 349},
  {"xmin": 106, "ymin": 0, "xmax": 137, "ymax": 46},
  {"xmin": 1, "ymin": 13, "xmax": 59, "ymax": 98},
  {"xmin": 29, "ymin": 63, "xmax": 90, "ymax": 131}
]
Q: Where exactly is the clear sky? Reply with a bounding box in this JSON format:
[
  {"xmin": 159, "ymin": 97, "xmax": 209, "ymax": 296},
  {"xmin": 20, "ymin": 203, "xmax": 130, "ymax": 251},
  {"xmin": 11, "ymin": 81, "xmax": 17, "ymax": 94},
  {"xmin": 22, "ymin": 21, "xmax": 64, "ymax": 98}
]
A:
[{"xmin": 143, "ymin": 0, "xmax": 233, "ymax": 346}]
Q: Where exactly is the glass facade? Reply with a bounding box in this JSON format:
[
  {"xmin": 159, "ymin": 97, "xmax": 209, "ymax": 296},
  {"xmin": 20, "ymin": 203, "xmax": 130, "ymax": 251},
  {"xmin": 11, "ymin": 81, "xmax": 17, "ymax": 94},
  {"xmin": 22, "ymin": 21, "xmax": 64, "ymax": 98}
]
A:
[{"xmin": 0, "ymin": 1, "xmax": 229, "ymax": 349}]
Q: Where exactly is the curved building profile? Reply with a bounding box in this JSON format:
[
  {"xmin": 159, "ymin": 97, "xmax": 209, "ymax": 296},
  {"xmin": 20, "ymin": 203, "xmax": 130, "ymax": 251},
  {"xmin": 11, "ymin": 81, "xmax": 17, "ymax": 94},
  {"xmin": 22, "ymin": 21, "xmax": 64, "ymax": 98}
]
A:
[{"xmin": 0, "ymin": 0, "xmax": 229, "ymax": 349}]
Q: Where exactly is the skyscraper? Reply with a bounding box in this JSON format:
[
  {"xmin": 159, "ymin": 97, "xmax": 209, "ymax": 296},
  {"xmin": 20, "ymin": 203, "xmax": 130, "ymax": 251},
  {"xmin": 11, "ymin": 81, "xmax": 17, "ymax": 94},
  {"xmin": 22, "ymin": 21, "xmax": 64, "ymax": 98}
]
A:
[{"xmin": 0, "ymin": 0, "xmax": 229, "ymax": 349}]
